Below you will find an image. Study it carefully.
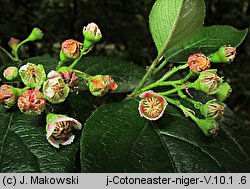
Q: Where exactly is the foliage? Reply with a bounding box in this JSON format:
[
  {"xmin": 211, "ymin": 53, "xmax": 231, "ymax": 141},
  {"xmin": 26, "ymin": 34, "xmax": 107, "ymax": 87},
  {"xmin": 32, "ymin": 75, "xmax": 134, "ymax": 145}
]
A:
[{"xmin": 0, "ymin": 0, "xmax": 249, "ymax": 173}]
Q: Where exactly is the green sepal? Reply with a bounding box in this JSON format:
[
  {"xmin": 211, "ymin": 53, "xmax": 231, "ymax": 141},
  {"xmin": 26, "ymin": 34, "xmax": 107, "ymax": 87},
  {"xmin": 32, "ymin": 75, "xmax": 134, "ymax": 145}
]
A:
[
  {"xmin": 83, "ymin": 31, "xmax": 102, "ymax": 44},
  {"xmin": 195, "ymin": 118, "xmax": 218, "ymax": 136},
  {"xmin": 216, "ymin": 82, "xmax": 232, "ymax": 101},
  {"xmin": 27, "ymin": 27, "xmax": 43, "ymax": 41},
  {"xmin": 46, "ymin": 113, "xmax": 61, "ymax": 131},
  {"xmin": 59, "ymin": 49, "xmax": 71, "ymax": 63},
  {"xmin": 209, "ymin": 46, "xmax": 229, "ymax": 63}
]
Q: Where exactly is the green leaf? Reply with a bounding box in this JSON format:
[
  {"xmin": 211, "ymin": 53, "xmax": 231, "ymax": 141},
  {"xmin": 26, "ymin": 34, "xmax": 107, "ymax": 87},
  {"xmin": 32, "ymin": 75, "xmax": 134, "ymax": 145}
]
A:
[
  {"xmin": 22, "ymin": 55, "xmax": 58, "ymax": 73},
  {"xmin": 0, "ymin": 111, "xmax": 78, "ymax": 173},
  {"xmin": 164, "ymin": 26, "xmax": 248, "ymax": 62},
  {"xmin": 75, "ymin": 56, "xmax": 147, "ymax": 93},
  {"xmin": 149, "ymin": 0, "xmax": 205, "ymax": 54},
  {"xmin": 80, "ymin": 99, "xmax": 250, "ymax": 172}
]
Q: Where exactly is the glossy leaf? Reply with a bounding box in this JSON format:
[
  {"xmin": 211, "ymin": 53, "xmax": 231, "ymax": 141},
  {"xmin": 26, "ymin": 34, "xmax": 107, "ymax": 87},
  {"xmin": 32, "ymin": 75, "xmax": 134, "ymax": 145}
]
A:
[
  {"xmin": 164, "ymin": 26, "xmax": 248, "ymax": 62},
  {"xmin": 81, "ymin": 99, "xmax": 250, "ymax": 172},
  {"xmin": 75, "ymin": 56, "xmax": 147, "ymax": 93},
  {"xmin": 0, "ymin": 110, "xmax": 79, "ymax": 173},
  {"xmin": 23, "ymin": 56, "xmax": 146, "ymax": 93},
  {"xmin": 149, "ymin": 0, "xmax": 205, "ymax": 54}
]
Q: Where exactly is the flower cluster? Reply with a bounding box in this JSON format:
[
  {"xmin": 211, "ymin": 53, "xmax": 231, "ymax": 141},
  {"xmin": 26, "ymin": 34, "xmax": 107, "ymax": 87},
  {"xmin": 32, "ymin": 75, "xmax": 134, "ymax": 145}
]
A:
[
  {"xmin": 0, "ymin": 23, "xmax": 118, "ymax": 148},
  {"xmin": 137, "ymin": 46, "xmax": 236, "ymax": 137}
]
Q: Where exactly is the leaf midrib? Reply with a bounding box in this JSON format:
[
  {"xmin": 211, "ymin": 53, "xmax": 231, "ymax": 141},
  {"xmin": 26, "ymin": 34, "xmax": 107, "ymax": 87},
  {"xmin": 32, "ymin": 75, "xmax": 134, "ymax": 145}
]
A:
[{"xmin": 0, "ymin": 113, "xmax": 13, "ymax": 161}]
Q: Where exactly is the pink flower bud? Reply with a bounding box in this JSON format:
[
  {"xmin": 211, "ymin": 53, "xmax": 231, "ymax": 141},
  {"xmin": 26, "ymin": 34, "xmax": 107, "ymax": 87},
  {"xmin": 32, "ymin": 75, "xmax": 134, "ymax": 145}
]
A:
[
  {"xmin": 8, "ymin": 37, "xmax": 20, "ymax": 50},
  {"xmin": 18, "ymin": 89, "xmax": 46, "ymax": 115},
  {"xmin": 3, "ymin": 66, "xmax": 18, "ymax": 80},
  {"xmin": 138, "ymin": 90, "xmax": 168, "ymax": 120},
  {"xmin": 60, "ymin": 39, "xmax": 83, "ymax": 60},
  {"xmin": 188, "ymin": 53, "xmax": 210, "ymax": 74},
  {"xmin": 83, "ymin": 22, "xmax": 102, "ymax": 43},
  {"xmin": 0, "ymin": 84, "xmax": 17, "ymax": 109}
]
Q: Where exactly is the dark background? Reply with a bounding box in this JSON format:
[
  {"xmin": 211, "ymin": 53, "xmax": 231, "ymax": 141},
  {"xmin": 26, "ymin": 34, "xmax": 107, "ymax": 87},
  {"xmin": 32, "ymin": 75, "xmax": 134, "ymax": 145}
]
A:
[{"xmin": 0, "ymin": 0, "xmax": 250, "ymax": 126}]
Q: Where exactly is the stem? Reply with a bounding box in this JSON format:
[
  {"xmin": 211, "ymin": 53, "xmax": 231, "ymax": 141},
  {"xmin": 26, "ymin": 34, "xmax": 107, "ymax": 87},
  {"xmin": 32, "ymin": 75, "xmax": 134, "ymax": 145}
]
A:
[
  {"xmin": 15, "ymin": 86, "xmax": 30, "ymax": 96},
  {"xmin": 69, "ymin": 45, "xmax": 93, "ymax": 69},
  {"xmin": 164, "ymin": 96, "xmax": 198, "ymax": 122},
  {"xmin": 74, "ymin": 69, "xmax": 91, "ymax": 80},
  {"xmin": 177, "ymin": 89, "xmax": 202, "ymax": 109},
  {"xmin": 158, "ymin": 83, "xmax": 194, "ymax": 96},
  {"xmin": 127, "ymin": 65, "xmax": 193, "ymax": 99},
  {"xmin": 130, "ymin": 52, "xmax": 164, "ymax": 96},
  {"xmin": 159, "ymin": 63, "xmax": 189, "ymax": 82},
  {"xmin": 13, "ymin": 38, "xmax": 29, "ymax": 60},
  {"xmin": 0, "ymin": 46, "xmax": 15, "ymax": 61}
]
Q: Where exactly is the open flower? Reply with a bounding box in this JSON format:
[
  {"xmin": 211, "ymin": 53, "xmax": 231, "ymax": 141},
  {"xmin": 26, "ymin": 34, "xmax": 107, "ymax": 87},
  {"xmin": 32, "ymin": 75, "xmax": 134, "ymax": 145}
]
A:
[
  {"xmin": 138, "ymin": 90, "xmax": 167, "ymax": 121},
  {"xmin": 88, "ymin": 75, "xmax": 118, "ymax": 96},
  {"xmin": 0, "ymin": 84, "xmax": 17, "ymax": 109},
  {"xmin": 188, "ymin": 53, "xmax": 210, "ymax": 74},
  {"xmin": 18, "ymin": 89, "xmax": 46, "ymax": 115},
  {"xmin": 58, "ymin": 67, "xmax": 78, "ymax": 89},
  {"xmin": 43, "ymin": 71, "xmax": 70, "ymax": 104},
  {"xmin": 60, "ymin": 39, "xmax": 83, "ymax": 61},
  {"xmin": 46, "ymin": 113, "xmax": 82, "ymax": 148},
  {"xmin": 19, "ymin": 63, "xmax": 46, "ymax": 88},
  {"xmin": 193, "ymin": 69, "xmax": 222, "ymax": 94},
  {"xmin": 83, "ymin": 22, "xmax": 102, "ymax": 43},
  {"xmin": 200, "ymin": 99, "xmax": 226, "ymax": 120}
]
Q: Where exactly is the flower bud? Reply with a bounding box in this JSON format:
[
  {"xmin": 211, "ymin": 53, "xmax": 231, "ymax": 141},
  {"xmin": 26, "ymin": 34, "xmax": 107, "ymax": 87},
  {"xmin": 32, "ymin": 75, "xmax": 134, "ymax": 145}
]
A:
[
  {"xmin": 18, "ymin": 89, "xmax": 46, "ymax": 115},
  {"xmin": 83, "ymin": 22, "xmax": 102, "ymax": 44},
  {"xmin": 27, "ymin": 27, "xmax": 43, "ymax": 41},
  {"xmin": 196, "ymin": 119, "xmax": 219, "ymax": 137},
  {"xmin": 57, "ymin": 67, "xmax": 78, "ymax": 89},
  {"xmin": 19, "ymin": 63, "xmax": 46, "ymax": 88},
  {"xmin": 46, "ymin": 113, "xmax": 82, "ymax": 148},
  {"xmin": 215, "ymin": 82, "xmax": 232, "ymax": 101},
  {"xmin": 0, "ymin": 84, "xmax": 17, "ymax": 109},
  {"xmin": 193, "ymin": 69, "xmax": 222, "ymax": 95},
  {"xmin": 88, "ymin": 75, "xmax": 118, "ymax": 96},
  {"xmin": 138, "ymin": 90, "xmax": 168, "ymax": 121},
  {"xmin": 3, "ymin": 66, "xmax": 18, "ymax": 81},
  {"xmin": 43, "ymin": 71, "xmax": 70, "ymax": 104},
  {"xmin": 188, "ymin": 53, "xmax": 210, "ymax": 74},
  {"xmin": 209, "ymin": 45, "xmax": 236, "ymax": 63},
  {"xmin": 60, "ymin": 39, "xmax": 83, "ymax": 62},
  {"xmin": 8, "ymin": 37, "xmax": 20, "ymax": 51},
  {"xmin": 200, "ymin": 99, "xmax": 226, "ymax": 120}
]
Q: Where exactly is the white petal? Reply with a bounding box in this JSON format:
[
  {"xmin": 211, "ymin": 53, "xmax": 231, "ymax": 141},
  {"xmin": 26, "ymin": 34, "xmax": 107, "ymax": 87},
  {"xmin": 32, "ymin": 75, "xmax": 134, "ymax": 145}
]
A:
[
  {"xmin": 47, "ymin": 70, "xmax": 60, "ymax": 79},
  {"xmin": 19, "ymin": 64, "xmax": 29, "ymax": 73},
  {"xmin": 48, "ymin": 77, "xmax": 60, "ymax": 86},
  {"xmin": 47, "ymin": 136, "xmax": 60, "ymax": 148},
  {"xmin": 46, "ymin": 123, "xmax": 56, "ymax": 138},
  {"xmin": 46, "ymin": 87, "xmax": 55, "ymax": 98}
]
